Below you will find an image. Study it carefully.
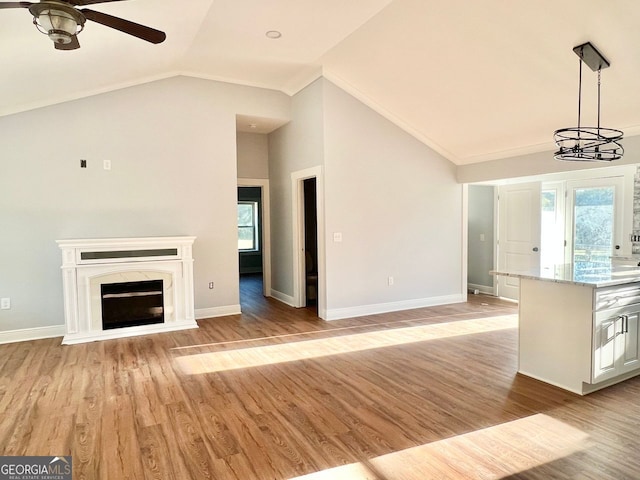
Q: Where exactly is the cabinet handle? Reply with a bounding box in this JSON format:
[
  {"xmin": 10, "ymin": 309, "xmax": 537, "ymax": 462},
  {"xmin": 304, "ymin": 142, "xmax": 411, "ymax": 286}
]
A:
[{"xmin": 619, "ymin": 315, "xmax": 629, "ymax": 334}]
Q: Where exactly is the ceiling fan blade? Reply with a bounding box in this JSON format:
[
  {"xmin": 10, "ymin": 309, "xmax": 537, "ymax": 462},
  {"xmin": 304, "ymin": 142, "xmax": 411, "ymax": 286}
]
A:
[
  {"xmin": 81, "ymin": 8, "xmax": 166, "ymax": 44},
  {"xmin": 55, "ymin": 35, "xmax": 80, "ymax": 50},
  {"xmin": 0, "ymin": 2, "xmax": 32, "ymax": 8}
]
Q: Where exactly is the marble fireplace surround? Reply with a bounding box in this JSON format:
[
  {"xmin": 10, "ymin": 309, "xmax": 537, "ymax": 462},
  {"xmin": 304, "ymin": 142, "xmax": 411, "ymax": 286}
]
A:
[{"xmin": 57, "ymin": 236, "xmax": 197, "ymax": 344}]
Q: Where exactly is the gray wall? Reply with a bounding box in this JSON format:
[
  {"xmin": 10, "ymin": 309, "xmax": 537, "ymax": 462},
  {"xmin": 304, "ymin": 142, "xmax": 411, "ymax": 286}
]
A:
[
  {"xmin": 322, "ymin": 79, "xmax": 463, "ymax": 315},
  {"xmin": 467, "ymin": 185, "xmax": 495, "ymax": 289},
  {"xmin": 268, "ymin": 79, "xmax": 325, "ymax": 298},
  {"xmin": 237, "ymin": 132, "xmax": 269, "ymax": 179},
  {"xmin": 0, "ymin": 76, "xmax": 289, "ymax": 332}
]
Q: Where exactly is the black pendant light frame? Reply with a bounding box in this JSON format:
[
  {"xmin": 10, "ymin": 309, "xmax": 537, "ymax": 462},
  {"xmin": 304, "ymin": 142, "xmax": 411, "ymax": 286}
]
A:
[{"xmin": 554, "ymin": 42, "xmax": 624, "ymax": 162}]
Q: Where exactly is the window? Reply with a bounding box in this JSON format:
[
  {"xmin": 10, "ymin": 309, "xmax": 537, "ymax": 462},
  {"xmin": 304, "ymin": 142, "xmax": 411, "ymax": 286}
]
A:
[
  {"xmin": 238, "ymin": 201, "xmax": 259, "ymax": 251},
  {"xmin": 565, "ymin": 176, "xmax": 624, "ymax": 274}
]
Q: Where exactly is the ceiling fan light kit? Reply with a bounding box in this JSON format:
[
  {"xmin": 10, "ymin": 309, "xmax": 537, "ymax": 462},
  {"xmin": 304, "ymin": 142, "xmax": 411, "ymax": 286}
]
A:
[
  {"xmin": 554, "ymin": 42, "xmax": 624, "ymax": 162},
  {"xmin": 30, "ymin": 2, "xmax": 85, "ymax": 45},
  {"xmin": 0, "ymin": 0, "xmax": 166, "ymax": 50}
]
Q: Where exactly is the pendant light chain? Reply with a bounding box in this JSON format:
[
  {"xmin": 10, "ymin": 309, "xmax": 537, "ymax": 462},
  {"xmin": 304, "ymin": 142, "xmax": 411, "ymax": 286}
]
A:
[
  {"xmin": 597, "ymin": 67, "xmax": 601, "ymax": 133},
  {"xmin": 577, "ymin": 54, "xmax": 582, "ymax": 132}
]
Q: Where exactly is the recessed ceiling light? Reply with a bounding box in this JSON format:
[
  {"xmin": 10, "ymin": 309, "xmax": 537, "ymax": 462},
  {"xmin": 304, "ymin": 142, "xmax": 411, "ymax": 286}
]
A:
[{"xmin": 265, "ymin": 30, "xmax": 282, "ymax": 39}]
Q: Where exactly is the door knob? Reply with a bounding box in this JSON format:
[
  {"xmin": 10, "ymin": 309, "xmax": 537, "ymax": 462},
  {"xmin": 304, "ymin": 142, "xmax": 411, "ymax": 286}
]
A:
[{"xmin": 533, "ymin": 247, "xmax": 539, "ymax": 252}]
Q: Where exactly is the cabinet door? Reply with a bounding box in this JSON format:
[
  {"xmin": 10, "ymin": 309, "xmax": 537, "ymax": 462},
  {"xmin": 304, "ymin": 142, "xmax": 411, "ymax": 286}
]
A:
[
  {"xmin": 620, "ymin": 311, "xmax": 640, "ymax": 374},
  {"xmin": 593, "ymin": 314, "xmax": 622, "ymax": 383}
]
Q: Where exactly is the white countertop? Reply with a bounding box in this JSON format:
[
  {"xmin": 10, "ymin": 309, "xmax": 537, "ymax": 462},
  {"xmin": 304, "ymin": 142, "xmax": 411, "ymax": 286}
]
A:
[{"xmin": 491, "ymin": 260, "xmax": 640, "ymax": 288}]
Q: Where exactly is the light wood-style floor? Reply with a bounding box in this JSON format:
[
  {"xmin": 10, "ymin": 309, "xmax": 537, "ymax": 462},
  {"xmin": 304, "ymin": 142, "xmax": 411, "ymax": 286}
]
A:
[{"xmin": 1, "ymin": 275, "xmax": 640, "ymax": 479}]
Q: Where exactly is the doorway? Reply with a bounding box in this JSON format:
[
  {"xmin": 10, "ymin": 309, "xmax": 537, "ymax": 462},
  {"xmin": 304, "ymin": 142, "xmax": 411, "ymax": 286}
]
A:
[
  {"xmin": 291, "ymin": 166, "xmax": 325, "ymax": 317},
  {"xmin": 303, "ymin": 178, "xmax": 318, "ymax": 310},
  {"xmin": 237, "ymin": 179, "xmax": 272, "ymax": 305},
  {"xmin": 565, "ymin": 177, "xmax": 624, "ymax": 275}
]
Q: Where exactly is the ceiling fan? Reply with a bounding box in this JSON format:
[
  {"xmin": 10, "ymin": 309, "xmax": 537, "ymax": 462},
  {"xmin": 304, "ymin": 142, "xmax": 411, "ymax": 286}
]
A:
[{"xmin": 0, "ymin": 0, "xmax": 166, "ymax": 50}]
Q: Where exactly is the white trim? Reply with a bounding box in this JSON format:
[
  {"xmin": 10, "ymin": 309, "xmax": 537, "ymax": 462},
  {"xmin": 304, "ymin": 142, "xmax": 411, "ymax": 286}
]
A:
[
  {"xmin": 270, "ymin": 289, "xmax": 296, "ymax": 307},
  {"xmin": 238, "ymin": 178, "xmax": 272, "ymax": 297},
  {"xmin": 493, "ymin": 186, "xmax": 499, "ymax": 295},
  {"xmin": 467, "ymin": 283, "xmax": 495, "ymax": 295},
  {"xmin": 0, "ymin": 71, "xmax": 285, "ymax": 119},
  {"xmin": 323, "ymin": 70, "xmax": 458, "ymax": 163},
  {"xmin": 0, "ymin": 72, "xmax": 180, "ymax": 118},
  {"xmin": 461, "ymin": 184, "xmax": 469, "ymax": 302},
  {"xmin": 0, "ymin": 325, "xmax": 66, "ymax": 345},
  {"xmin": 62, "ymin": 320, "xmax": 198, "ymax": 345},
  {"xmin": 325, "ymin": 294, "xmax": 465, "ymax": 321},
  {"xmin": 281, "ymin": 66, "xmax": 324, "ymax": 96},
  {"xmin": 195, "ymin": 305, "xmax": 241, "ymax": 319},
  {"xmin": 291, "ymin": 166, "xmax": 325, "ymax": 318}
]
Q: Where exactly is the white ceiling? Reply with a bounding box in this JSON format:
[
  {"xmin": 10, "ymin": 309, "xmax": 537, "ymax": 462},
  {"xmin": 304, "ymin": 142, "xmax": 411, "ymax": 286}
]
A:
[{"xmin": 2, "ymin": 0, "xmax": 640, "ymax": 165}]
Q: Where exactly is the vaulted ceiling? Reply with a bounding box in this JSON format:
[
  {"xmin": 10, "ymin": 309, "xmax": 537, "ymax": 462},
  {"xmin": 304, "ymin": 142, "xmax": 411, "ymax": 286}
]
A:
[{"xmin": 2, "ymin": 0, "xmax": 639, "ymax": 165}]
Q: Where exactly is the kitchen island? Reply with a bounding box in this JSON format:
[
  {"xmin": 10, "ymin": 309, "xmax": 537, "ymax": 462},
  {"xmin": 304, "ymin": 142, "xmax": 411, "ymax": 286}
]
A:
[{"xmin": 492, "ymin": 261, "xmax": 640, "ymax": 395}]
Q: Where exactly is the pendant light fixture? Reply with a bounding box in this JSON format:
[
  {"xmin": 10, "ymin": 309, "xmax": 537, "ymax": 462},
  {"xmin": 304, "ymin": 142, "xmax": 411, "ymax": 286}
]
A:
[{"xmin": 554, "ymin": 42, "xmax": 623, "ymax": 161}]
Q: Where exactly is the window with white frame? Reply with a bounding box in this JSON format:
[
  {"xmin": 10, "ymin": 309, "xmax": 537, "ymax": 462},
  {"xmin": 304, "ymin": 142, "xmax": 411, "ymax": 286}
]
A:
[{"xmin": 237, "ymin": 201, "xmax": 259, "ymax": 251}]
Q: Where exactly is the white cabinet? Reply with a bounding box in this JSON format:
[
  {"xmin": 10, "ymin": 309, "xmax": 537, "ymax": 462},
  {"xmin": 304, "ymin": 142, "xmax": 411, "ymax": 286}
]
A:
[
  {"xmin": 593, "ymin": 307, "xmax": 640, "ymax": 383},
  {"xmin": 621, "ymin": 312, "xmax": 640, "ymax": 373},
  {"xmin": 517, "ymin": 278, "xmax": 640, "ymax": 395},
  {"xmin": 593, "ymin": 285, "xmax": 640, "ymax": 383}
]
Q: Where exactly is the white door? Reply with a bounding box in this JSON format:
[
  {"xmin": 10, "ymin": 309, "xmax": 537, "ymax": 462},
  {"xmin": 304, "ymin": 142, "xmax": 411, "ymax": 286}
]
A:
[
  {"xmin": 497, "ymin": 182, "xmax": 541, "ymax": 300},
  {"xmin": 565, "ymin": 177, "xmax": 624, "ymax": 269}
]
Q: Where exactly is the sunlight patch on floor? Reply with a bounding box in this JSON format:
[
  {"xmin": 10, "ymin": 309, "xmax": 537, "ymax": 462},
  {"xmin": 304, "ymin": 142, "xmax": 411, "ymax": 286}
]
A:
[
  {"xmin": 176, "ymin": 315, "xmax": 516, "ymax": 374},
  {"xmin": 172, "ymin": 307, "xmax": 516, "ymax": 352},
  {"xmin": 289, "ymin": 414, "xmax": 592, "ymax": 480}
]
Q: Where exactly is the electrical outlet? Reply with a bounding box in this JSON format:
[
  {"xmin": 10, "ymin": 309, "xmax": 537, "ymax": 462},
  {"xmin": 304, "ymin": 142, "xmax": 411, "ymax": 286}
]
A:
[
  {"xmin": 208, "ymin": 282, "xmax": 214, "ymax": 289},
  {"xmin": 1, "ymin": 298, "xmax": 10, "ymax": 310},
  {"xmin": 631, "ymin": 234, "xmax": 640, "ymax": 243},
  {"xmin": 388, "ymin": 276, "xmax": 394, "ymax": 286},
  {"xmin": 103, "ymin": 159, "xmax": 111, "ymax": 170},
  {"xmin": 80, "ymin": 159, "xmax": 87, "ymax": 168}
]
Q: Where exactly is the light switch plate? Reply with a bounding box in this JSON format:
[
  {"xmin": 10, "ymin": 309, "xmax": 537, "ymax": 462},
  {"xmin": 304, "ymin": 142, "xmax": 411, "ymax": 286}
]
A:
[{"xmin": 1, "ymin": 298, "xmax": 10, "ymax": 310}]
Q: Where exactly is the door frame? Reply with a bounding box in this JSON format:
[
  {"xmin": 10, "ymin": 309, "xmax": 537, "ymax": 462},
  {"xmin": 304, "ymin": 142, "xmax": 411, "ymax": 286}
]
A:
[
  {"xmin": 291, "ymin": 166, "xmax": 325, "ymax": 318},
  {"xmin": 237, "ymin": 178, "xmax": 271, "ymax": 297}
]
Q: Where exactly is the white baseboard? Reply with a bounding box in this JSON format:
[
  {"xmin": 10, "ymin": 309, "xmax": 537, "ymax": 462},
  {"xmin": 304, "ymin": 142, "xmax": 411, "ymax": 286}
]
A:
[
  {"xmin": 270, "ymin": 289, "xmax": 296, "ymax": 307},
  {"xmin": 325, "ymin": 294, "xmax": 465, "ymax": 321},
  {"xmin": 62, "ymin": 320, "xmax": 199, "ymax": 345},
  {"xmin": 467, "ymin": 283, "xmax": 495, "ymax": 295},
  {"xmin": 195, "ymin": 305, "xmax": 241, "ymax": 320},
  {"xmin": 0, "ymin": 325, "xmax": 66, "ymax": 345}
]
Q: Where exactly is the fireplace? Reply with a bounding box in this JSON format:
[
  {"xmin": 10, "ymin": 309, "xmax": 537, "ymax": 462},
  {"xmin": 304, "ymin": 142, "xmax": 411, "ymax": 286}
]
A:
[
  {"xmin": 57, "ymin": 236, "xmax": 197, "ymax": 344},
  {"xmin": 101, "ymin": 279, "xmax": 164, "ymax": 330}
]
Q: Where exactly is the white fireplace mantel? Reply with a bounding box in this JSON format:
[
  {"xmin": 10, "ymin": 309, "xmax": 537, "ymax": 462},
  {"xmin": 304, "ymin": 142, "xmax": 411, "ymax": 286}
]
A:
[{"xmin": 57, "ymin": 236, "xmax": 197, "ymax": 344}]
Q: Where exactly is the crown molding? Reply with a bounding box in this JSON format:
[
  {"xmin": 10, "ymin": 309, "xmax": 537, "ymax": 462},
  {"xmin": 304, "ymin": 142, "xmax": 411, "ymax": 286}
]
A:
[{"xmin": 322, "ymin": 69, "xmax": 459, "ymax": 164}]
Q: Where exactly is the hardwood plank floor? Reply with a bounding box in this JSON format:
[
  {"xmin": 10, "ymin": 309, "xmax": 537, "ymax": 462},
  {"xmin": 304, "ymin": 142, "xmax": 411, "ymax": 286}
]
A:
[{"xmin": 1, "ymin": 278, "xmax": 639, "ymax": 479}]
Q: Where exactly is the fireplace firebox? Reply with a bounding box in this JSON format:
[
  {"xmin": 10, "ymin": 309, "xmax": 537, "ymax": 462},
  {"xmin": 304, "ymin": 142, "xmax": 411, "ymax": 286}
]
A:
[{"xmin": 101, "ymin": 280, "xmax": 164, "ymax": 330}]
